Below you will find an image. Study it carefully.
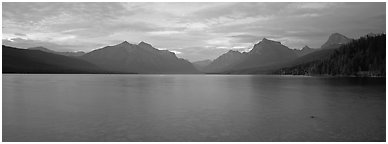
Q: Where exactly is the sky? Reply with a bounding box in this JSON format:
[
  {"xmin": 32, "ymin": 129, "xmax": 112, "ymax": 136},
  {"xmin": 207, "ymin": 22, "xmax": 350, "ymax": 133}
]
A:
[{"xmin": 2, "ymin": 2, "xmax": 386, "ymax": 62}]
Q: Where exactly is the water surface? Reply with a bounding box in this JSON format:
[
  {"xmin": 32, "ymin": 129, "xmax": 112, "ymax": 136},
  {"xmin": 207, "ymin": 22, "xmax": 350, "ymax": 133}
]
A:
[{"xmin": 3, "ymin": 74, "xmax": 385, "ymax": 141}]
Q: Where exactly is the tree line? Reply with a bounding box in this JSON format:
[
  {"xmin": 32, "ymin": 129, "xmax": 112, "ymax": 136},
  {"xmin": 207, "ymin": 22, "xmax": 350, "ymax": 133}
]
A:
[{"xmin": 275, "ymin": 34, "xmax": 386, "ymax": 77}]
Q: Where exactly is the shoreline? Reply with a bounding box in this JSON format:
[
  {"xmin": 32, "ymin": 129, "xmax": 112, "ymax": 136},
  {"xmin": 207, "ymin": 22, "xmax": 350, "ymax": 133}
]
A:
[{"xmin": 2, "ymin": 73, "xmax": 386, "ymax": 78}]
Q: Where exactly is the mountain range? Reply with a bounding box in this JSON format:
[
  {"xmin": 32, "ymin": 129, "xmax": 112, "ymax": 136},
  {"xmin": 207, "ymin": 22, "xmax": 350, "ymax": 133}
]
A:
[
  {"xmin": 4, "ymin": 41, "xmax": 198, "ymax": 74},
  {"xmin": 3, "ymin": 45, "xmax": 105, "ymax": 73},
  {"xmin": 28, "ymin": 46, "xmax": 86, "ymax": 57},
  {"xmin": 80, "ymin": 41, "xmax": 198, "ymax": 74},
  {"xmin": 3, "ymin": 32, "xmax": 384, "ymax": 76},
  {"xmin": 201, "ymin": 33, "xmax": 352, "ymax": 73}
]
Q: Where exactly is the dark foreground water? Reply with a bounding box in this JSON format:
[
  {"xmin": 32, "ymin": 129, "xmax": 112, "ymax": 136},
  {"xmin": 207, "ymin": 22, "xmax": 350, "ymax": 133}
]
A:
[{"xmin": 2, "ymin": 74, "xmax": 386, "ymax": 142}]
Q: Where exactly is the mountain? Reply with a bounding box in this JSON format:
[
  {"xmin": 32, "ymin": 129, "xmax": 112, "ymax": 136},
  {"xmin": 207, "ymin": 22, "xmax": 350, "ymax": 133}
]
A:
[
  {"xmin": 212, "ymin": 33, "xmax": 353, "ymax": 74},
  {"xmin": 236, "ymin": 38, "xmax": 298, "ymax": 68},
  {"xmin": 3, "ymin": 45, "xmax": 106, "ymax": 73},
  {"xmin": 28, "ymin": 46, "xmax": 86, "ymax": 57},
  {"xmin": 293, "ymin": 46, "xmax": 316, "ymax": 57},
  {"xmin": 81, "ymin": 41, "xmax": 199, "ymax": 74},
  {"xmin": 222, "ymin": 33, "xmax": 382, "ymax": 75},
  {"xmin": 288, "ymin": 48, "xmax": 337, "ymax": 66},
  {"xmin": 275, "ymin": 34, "xmax": 385, "ymax": 76},
  {"xmin": 192, "ymin": 59, "xmax": 212, "ymax": 72},
  {"xmin": 321, "ymin": 33, "xmax": 352, "ymax": 49},
  {"xmin": 204, "ymin": 38, "xmax": 298, "ymax": 73},
  {"xmin": 204, "ymin": 50, "xmax": 245, "ymax": 73},
  {"xmin": 226, "ymin": 48, "xmax": 337, "ymax": 74}
]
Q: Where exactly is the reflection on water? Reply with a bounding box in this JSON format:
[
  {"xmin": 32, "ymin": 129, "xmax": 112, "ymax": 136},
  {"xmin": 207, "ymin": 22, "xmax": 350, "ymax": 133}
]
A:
[{"xmin": 3, "ymin": 74, "xmax": 385, "ymax": 141}]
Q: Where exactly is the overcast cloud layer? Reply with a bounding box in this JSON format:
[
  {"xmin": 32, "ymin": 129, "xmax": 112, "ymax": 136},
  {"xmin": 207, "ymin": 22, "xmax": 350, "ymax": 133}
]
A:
[{"xmin": 2, "ymin": 2, "xmax": 386, "ymax": 61}]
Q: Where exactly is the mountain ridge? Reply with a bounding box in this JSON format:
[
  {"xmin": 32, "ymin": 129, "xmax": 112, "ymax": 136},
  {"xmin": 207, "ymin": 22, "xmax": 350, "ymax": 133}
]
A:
[
  {"xmin": 204, "ymin": 37, "xmax": 298, "ymax": 73},
  {"xmin": 5, "ymin": 32, "xmax": 380, "ymax": 76},
  {"xmin": 3, "ymin": 45, "xmax": 108, "ymax": 73},
  {"xmin": 28, "ymin": 46, "xmax": 86, "ymax": 57},
  {"xmin": 81, "ymin": 41, "xmax": 199, "ymax": 74},
  {"xmin": 293, "ymin": 45, "xmax": 316, "ymax": 57}
]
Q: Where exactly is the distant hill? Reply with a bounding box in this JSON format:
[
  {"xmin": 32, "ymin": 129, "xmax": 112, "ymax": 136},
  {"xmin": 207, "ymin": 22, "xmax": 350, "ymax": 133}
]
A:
[
  {"xmin": 204, "ymin": 50, "xmax": 245, "ymax": 73},
  {"xmin": 3, "ymin": 45, "xmax": 107, "ymax": 73},
  {"xmin": 288, "ymin": 48, "xmax": 337, "ymax": 67},
  {"xmin": 28, "ymin": 46, "xmax": 86, "ymax": 57},
  {"xmin": 275, "ymin": 34, "xmax": 385, "ymax": 76},
  {"xmin": 81, "ymin": 41, "xmax": 199, "ymax": 74},
  {"xmin": 192, "ymin": 59, "xmax": 212, "ymax": 72},
  {"xmin": 224, "ymin": 48, "xmax": 337, "ymax": 74},
  {"xmin": 293, "ymin": 46, "xmax": 316, "ymax": 57}
]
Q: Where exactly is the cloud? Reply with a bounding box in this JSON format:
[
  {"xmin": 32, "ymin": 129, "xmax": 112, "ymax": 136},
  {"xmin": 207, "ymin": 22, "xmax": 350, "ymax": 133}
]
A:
[
  {"xmin": 170, "ymin": 50, "xmax": 182, "ymax": 54},
  {"xmin": 229, "ymin": 34, "xmax": 259, "ymax": 43},
  {"xmin": 148, "ymin": 30, "xmax": 182, "ymax": 35},
  {"xmin": 170, "ymin": 46, "xmax": 230, "ymax": 62},
  {"xmin": 14, "ymin": 33, "xmax": 26, "ymax": 36},
  {"xmin": 295, "ymin": 3, "xmax": 333, "ymax": 10}
]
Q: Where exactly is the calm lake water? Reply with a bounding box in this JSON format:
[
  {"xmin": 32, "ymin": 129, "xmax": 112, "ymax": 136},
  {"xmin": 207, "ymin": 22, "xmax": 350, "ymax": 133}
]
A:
[{"xmin": 2, "ymin": 74, "xmax": 386, "ymax": 142}]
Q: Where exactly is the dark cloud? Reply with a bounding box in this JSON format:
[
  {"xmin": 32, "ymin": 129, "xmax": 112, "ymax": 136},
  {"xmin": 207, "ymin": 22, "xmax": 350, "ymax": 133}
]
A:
[
  {"xmin": 229, "ymin": 34, "xmax": 259, "ymax": 43},
  {"xmin": 14, "ymin": 33, "xmax": 26, "ymax": 36},
  {"xmin": 2, "ymin": 3, "xmax": 129, "ymax": 23},
  {"xmin": 188, "ymin": 3, "xmax": 289, "ymax": 20}
]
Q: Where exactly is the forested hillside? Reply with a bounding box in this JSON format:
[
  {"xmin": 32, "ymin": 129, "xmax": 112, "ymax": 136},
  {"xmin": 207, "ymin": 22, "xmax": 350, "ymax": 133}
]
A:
[{"xmin": 275, "ymin": 34, "xmax": 385, "ymax": 76}]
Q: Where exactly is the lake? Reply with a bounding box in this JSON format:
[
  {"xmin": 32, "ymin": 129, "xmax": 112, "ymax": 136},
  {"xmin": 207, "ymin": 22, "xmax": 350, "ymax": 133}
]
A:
[{"xmin": 2, "ymin": 74, "xmax": 386, "ymax": 142}]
